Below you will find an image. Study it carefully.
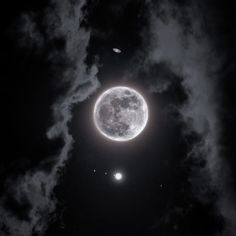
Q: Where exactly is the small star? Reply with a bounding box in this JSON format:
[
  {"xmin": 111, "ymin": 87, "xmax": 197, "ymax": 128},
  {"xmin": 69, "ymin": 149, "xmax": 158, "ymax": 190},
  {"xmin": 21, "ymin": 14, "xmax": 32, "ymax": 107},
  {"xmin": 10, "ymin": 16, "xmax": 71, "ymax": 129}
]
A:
[
  {"xmin": 104, "ymin": 172, "xmax": 108, "ymax": 175},
  {"xmin": 93, "ymin": 169, "xmax": 96, "ymax": 173}
]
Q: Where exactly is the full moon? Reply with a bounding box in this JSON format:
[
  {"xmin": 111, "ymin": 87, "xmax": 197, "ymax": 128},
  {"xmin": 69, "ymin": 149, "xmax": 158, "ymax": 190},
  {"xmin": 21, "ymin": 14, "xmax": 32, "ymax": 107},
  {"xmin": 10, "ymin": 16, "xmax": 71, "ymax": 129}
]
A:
[{"xmin": 93, "ymin": 86, "xmax": 148, "ymax": 141}]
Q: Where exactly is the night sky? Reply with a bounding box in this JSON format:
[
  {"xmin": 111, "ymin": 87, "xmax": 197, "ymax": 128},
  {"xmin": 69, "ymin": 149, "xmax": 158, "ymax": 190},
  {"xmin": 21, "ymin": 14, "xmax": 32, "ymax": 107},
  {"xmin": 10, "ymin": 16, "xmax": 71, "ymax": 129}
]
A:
[{"xmin": 1, "ymin": 0, "xmax": 236, "ymax": 236}]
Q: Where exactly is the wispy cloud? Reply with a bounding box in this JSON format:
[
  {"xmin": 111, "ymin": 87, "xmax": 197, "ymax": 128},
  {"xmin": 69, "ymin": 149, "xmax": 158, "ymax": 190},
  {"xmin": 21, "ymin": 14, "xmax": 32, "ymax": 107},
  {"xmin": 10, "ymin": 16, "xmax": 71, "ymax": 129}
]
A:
[
  {"xmin": 145, "ymin": 0, "xmax": 236, "ymax": 234},
  {"xmin": 0, "ymin": 0, "xmax": 100, "ymax": 235}
]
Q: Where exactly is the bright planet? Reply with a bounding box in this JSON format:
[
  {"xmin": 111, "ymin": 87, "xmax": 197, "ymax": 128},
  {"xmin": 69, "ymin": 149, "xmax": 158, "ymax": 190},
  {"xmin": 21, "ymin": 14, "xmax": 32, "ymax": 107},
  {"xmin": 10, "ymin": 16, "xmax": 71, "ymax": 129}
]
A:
[
  {"xmin": 93, "ymin": 86, "xmax": 148, "ymax": 141},
  {"xmin": 114, "ymin": 172, "xmax": 123, "ymax": 181}
]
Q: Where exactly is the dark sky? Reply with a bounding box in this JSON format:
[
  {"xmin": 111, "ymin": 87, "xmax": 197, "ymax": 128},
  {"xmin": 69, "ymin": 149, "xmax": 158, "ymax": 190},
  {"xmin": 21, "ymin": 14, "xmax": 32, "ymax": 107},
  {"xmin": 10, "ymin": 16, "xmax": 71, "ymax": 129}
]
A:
[{"xmin": 1, "ymin": 0, "xmax": 236, "ymax": 236}]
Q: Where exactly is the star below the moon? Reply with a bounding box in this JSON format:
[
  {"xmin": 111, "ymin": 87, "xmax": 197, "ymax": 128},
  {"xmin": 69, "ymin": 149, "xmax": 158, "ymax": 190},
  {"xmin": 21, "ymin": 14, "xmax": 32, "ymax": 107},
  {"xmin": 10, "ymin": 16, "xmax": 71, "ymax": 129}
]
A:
[{"xmin": 114, "ymin": 172, "xmax": 123, "ymax": 181}]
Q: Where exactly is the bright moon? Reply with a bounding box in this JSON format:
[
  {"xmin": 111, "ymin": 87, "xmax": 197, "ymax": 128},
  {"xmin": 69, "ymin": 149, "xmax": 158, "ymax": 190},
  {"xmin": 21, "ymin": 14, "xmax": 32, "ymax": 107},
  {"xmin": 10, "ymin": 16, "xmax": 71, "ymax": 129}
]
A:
[
  {"xmin": 114, "ymin": 172, "xmax": 123, "ymax": 181},
  {"xmin": 93, "ymin": 86, "xmax": 148, "ymax": 141}
]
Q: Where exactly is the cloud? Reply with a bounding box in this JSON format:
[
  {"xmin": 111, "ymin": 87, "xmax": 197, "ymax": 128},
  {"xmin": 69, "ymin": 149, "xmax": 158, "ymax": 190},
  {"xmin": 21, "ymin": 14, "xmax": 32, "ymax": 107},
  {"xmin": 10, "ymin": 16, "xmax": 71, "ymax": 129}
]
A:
[
  {"xmin": 145, "ymin": 0, "xmax": 236, "ymax": 234},
  {"xmin": 17, "ymin": 14, "xmax": 44, "ymax": 49},
  {"xmin": 0, "ymin": 0, "xmax": 100, "ymax": 235}
]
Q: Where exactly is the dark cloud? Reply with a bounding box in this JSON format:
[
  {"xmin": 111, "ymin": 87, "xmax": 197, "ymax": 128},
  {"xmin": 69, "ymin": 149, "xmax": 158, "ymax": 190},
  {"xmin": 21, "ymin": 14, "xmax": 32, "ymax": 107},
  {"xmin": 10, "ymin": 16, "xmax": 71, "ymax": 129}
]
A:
[
  {"xmin": 0, "ymin": 0, "xmax": 100, "ymax": 235},
  {"xmin": 17, "ymin": 14, "xmax": 44, "ymax": 49},
  {"xmin": 143, "ymin": 1, "xmax": 236, "ymax": 235}
]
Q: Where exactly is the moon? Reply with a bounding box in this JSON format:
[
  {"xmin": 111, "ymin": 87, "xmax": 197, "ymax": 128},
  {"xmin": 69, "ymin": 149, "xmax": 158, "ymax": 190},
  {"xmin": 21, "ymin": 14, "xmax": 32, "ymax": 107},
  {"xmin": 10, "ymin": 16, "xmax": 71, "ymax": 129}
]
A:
[{"xmin": 93, "ymin": 86, "xmax": 148, "ymax": 141}]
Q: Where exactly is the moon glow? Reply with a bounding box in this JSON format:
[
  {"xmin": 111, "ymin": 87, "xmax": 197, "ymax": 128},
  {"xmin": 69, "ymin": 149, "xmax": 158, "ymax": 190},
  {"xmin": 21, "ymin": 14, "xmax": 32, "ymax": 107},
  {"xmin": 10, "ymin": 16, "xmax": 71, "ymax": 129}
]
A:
[{"xmin": 93, "ymin": 86, "xmax": 148, "ymax": 141}]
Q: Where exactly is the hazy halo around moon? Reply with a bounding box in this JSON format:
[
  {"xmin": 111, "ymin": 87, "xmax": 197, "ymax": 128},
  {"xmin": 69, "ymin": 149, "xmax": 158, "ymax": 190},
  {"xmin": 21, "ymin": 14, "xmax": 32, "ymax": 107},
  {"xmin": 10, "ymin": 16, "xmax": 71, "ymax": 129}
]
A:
[{"xmin": 93, "ymin": 86, "xmax": 148, "ymax": 142}]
